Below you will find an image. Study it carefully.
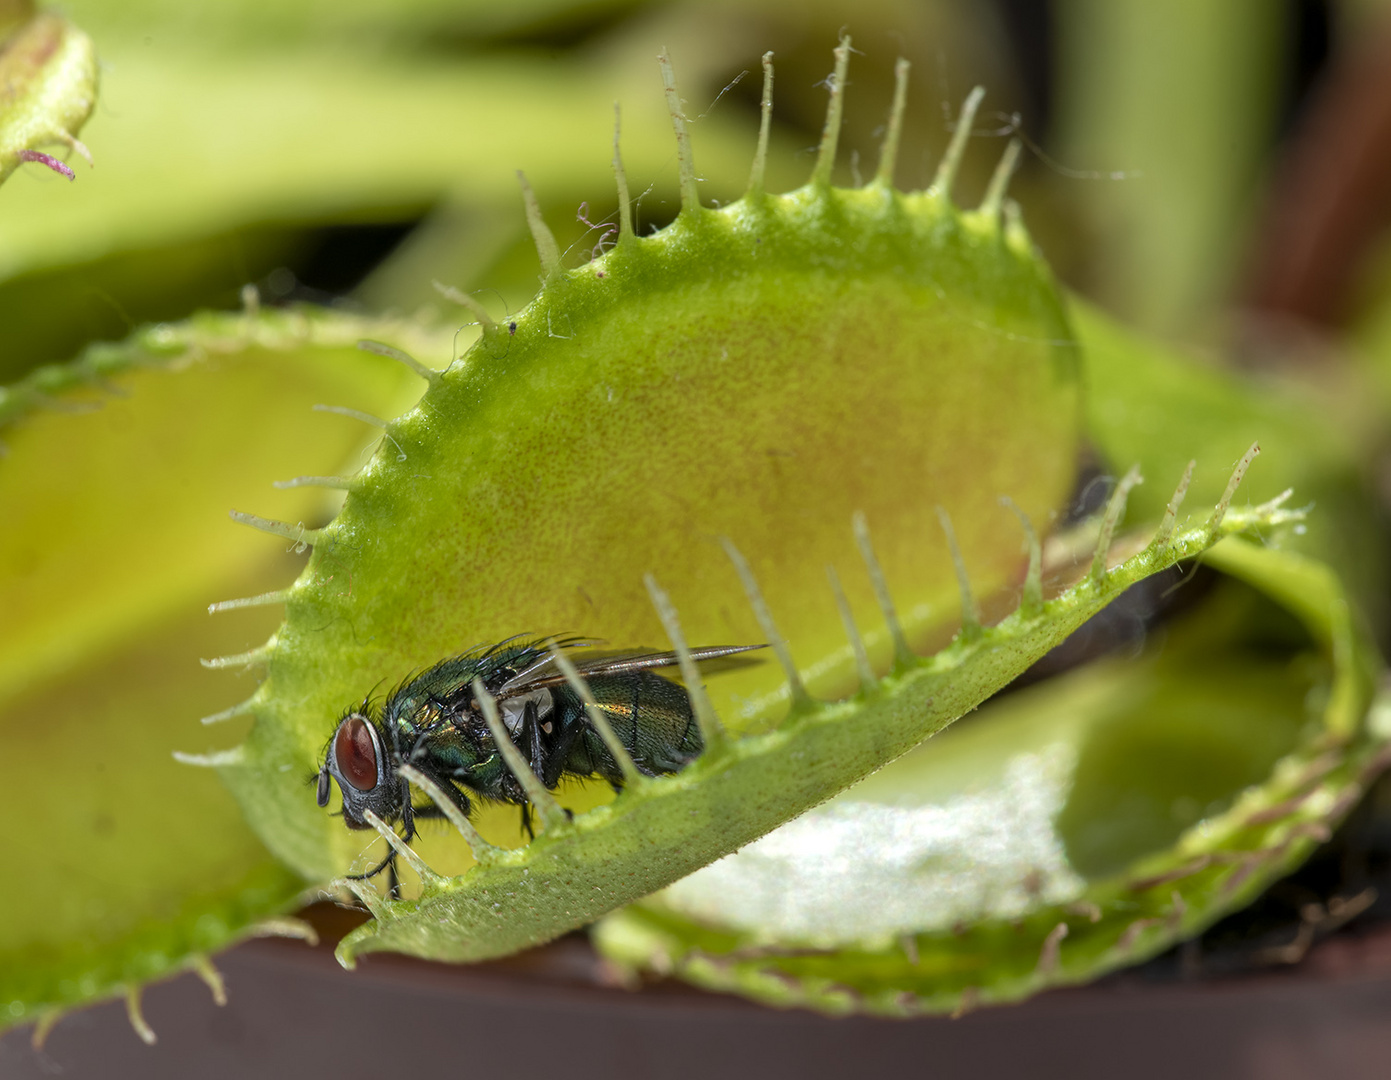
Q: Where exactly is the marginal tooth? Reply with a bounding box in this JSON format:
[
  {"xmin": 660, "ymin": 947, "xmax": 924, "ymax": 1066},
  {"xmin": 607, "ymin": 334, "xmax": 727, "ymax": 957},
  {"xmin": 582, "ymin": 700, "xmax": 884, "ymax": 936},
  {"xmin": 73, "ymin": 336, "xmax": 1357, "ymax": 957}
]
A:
[
  {"xmin": 249, "ymin": 916, "xmax": 320, "ymax": 946},
  {"xmin": 1000, "ymin": 497, "xmax": 1043, "ymax": 617},
  {"xmin": 826, "ymin": 564, "xmax": 876, "ymax": 693},
  {"xmin": 199, "ymin": 645, "xmax": 272, "ymax": 671},
  {"xmin": 358, "ymin": 339, "xmax": 441, "ymax": 385},
  {"xmin": 200, "ymin": 699, "xmax": 254, "ymax": 726},
  {"xmin": 362, "ymin": 809, "xmax": 444, "ymax": 887},
  {"xmin": 124, "ymin": 987, "xmax": 157, "ymax": 1045},
  {"xmin": 811, "ymin": 35, "xmax": 852, "ymax": 187},
  {"xmin": 720, "ymin": 536, "xmax": 810, "ymax": 710},
  {"xmin": 340, "ymin": 878, "xmax": 387, "ymax": 920},
  {"xmin": 312, "ymin": 403, "xmax": 388, "ymax": 428},
  {"xmin": 1207, "ymin": 441, "xmax": 1261, "ymax": 536},
  {"xmin": 852, "ymin": 511, "xmax": 914, "ymax": 669},
  {"xmin": 658, "ymin": 49, "xmax": 701, "ymax": 214},
  {"xmin": 1035, "ymin": 921, "xmax": 1069, "ymax": 976},
  {"xmin": 874, "ymin": 57, "xmax": 911, "ymax": 187},
  {"xmin": 472, "ymin": 678, "xmax": 569, "ymax": 830},
  {"xmin": 228, "ymin": 510, "xmax": 321, "ymax": 551},
  {"xmin": 432, "ymin": 280, "xmax": 498, "ymax": 332},
  {"xmin": 1153, "ymin": 459, "xmax": 1196, "ymax": 548},
  {"xmin": 312, "ymin": 403, "xmax": 407, "ymax": 462},
  {"xmin": 272, "ymin": 475, "xmax": 352, "ymax": 490},
  {"xmin": 191, "ymin": 955, "xmax": 227, "ymax": 1006},
  {"xmin": 1090, "ymin": 465, "xmax": 1143, "ymax": 583},
  {"xmin": 936, "ymin": 507, "xmax": 981, "ymax": 640},
  {"xmin": 931, "ymin": 85, "xmax": 986, "ymax": 198},
  {"xmin": 397, "ymin": 763, "xmax": 499, "ymax": 862},
  {"xmin": 207, "ymin": 589, "xmax": 289, "ymax": 615},
  {"xmin": 612, "ymin": 103, "xmax": 634, "ymax": 242},
  {"xmin": 645, "ymin": 574, "xmax": 726, "ymax": 748},
  {"xmin": 516, "ymin": 170, "xmax": 561, "ymax": 279},
  {"xmin": 746, "ymin": 51, "xmax": 774, "ymax": 197},
  {"xmin": 30, "ymin": 1011, "xmax": 61, "ymax": 1051},
  {"xmin": 172, "ymin": 746, "xmax": 246, "ymax": 768},
  {"xmin": 978, "ymin": 138, "xmax": 1022, "ymax": 221}
]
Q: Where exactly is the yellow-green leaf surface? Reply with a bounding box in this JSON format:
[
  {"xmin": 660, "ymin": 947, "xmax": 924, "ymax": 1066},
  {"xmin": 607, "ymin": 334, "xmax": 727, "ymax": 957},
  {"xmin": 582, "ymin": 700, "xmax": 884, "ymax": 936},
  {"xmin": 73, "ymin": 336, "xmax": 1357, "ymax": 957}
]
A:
[
  {"xmin": 595, "ymin": 535, "xmax": 1388, "ymax": 1014},
  {"xmin": 0, "ymin": 4, "xmax": 96, "ymax": 186},
  {"xmin": 0, "ymin": 308, "xmax": 451, "ymax": 1032}
]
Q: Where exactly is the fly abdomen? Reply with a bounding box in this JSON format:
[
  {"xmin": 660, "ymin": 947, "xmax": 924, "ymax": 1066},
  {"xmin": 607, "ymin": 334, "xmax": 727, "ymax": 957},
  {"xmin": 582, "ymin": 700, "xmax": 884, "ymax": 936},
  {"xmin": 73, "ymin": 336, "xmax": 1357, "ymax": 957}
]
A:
[{"xmin": 567, "ymin": 670, "xmax": 703, "ymax": 781}]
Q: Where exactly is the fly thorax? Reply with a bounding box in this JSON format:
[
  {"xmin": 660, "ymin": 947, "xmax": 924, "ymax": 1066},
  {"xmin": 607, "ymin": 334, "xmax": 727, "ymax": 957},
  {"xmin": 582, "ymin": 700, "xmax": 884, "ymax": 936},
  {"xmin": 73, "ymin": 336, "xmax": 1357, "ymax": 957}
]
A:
[{"xmin": 500, "ymin": 687, "xmax": 554, "ymax": 735}]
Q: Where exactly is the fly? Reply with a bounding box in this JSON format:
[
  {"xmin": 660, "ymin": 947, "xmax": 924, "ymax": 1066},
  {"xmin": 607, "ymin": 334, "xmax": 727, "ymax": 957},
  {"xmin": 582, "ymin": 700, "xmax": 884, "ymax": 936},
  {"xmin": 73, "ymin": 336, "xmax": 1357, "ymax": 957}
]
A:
[{"xmin": 316, "ymin": 636, "xmax": 764, "ymax": 895}]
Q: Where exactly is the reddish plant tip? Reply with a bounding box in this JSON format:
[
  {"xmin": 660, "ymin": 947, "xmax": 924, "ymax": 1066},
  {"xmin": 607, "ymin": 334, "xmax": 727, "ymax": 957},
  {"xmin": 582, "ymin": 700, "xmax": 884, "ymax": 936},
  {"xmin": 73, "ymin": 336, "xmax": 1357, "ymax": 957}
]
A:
[{"xmin": 18, "ymin": 148, "xmax": 75, "ymax": 179}]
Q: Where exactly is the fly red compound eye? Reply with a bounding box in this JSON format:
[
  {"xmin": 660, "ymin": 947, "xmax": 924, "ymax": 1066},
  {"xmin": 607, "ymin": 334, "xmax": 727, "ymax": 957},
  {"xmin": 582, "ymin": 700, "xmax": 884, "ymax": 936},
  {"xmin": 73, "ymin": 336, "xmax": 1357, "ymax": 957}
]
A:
[{"xmin": 335, "ymin": 716, "xmax": 378, "ymax": 791}]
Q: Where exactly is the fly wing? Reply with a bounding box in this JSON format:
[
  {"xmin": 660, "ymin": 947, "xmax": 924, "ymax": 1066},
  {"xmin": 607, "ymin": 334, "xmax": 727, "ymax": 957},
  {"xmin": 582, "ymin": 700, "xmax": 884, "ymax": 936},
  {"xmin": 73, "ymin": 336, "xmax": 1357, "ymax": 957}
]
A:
[{"xmin": 495, "ymin": 643, "xmax": 766, "ymax": 697}]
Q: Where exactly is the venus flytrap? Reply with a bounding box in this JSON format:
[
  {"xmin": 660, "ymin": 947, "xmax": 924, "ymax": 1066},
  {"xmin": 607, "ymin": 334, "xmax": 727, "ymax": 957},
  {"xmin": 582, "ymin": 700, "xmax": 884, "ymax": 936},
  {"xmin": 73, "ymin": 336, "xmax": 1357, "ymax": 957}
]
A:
[
  {"xmin": 3, "ymin": 31, "xmax": 1381, "ymax": 1044},
  {"xmin": 193, "ymin": 42, "xmax": 1354, "ymax": 985}
]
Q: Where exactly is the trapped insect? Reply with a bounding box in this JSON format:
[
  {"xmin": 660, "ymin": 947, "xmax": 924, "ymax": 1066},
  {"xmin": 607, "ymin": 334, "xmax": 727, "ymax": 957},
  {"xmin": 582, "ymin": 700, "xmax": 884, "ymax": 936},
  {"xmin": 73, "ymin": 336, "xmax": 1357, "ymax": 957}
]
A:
[{"xmin": 317, "ymin": 637, "xmax": 763, "ymax": 892}]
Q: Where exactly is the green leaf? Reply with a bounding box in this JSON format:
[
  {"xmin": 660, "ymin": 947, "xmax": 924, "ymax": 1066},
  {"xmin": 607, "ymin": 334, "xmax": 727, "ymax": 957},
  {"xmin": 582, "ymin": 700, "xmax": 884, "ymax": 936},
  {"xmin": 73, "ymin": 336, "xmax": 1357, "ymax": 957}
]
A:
[
  {"xmin": 0, "ymin": 307, "xmax": 450, "ymax": 1034},
  {"xmin": 593, "ymin": 534, "xmax": 1386, "ymax": 1015}
]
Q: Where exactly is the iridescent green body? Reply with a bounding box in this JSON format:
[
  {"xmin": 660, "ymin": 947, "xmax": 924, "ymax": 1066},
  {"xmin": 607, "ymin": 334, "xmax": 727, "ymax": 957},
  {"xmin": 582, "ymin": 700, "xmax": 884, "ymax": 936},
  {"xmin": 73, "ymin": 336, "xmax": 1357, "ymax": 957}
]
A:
[{"xmin": 316, "ymin": 639, "xmax": 751, "ymax": 884}]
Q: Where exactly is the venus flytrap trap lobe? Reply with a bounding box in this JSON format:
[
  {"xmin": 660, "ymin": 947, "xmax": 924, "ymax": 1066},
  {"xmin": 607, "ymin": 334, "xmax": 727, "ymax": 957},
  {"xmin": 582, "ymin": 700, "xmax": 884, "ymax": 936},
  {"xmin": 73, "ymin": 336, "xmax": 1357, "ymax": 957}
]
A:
[
  {"xmin": 331, "ymin": 456, "xmax": 1300, "ymax": 968},
  {"xmin": 213, "ymin": 39, "xmax": 1086, "ymax": 905}
]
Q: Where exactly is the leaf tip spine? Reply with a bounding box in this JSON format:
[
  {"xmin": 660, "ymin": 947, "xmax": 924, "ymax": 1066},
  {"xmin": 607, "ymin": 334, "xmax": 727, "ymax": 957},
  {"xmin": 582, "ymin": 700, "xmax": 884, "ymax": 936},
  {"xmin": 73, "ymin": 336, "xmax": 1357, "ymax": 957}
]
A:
[
  {"xmin": 812, "ymin": 34, "xmax": 852, "ymax": 188},
  {"xmin": 658, "ymin": 49, "xmax": 701, "ymax": 215},
  {"xmin": 720, "ymin": 536, "xmax": 810, "ymax": 712},
  {"xmin": 874, "ymin": 56, "xmax": 910, "ymax": 188},
  {"xmin": 931, "ymin": 85, "xmax": 985, "ymax": 199},
  {"xmin": 644, "ymin": 573, "xmax": 727, "ymax": 748}
]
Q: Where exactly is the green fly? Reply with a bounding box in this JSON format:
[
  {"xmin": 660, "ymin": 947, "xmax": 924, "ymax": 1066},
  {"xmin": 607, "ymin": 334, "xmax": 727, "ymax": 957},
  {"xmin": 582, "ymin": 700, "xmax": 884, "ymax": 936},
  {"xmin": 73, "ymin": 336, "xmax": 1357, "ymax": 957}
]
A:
[{"xmin": 317, "ymin": 637, "xmax": 763, "ymax": 892}]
